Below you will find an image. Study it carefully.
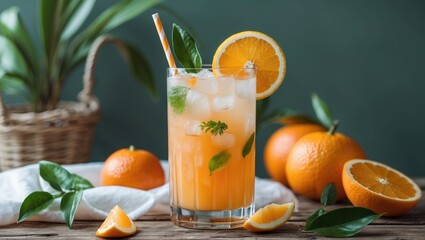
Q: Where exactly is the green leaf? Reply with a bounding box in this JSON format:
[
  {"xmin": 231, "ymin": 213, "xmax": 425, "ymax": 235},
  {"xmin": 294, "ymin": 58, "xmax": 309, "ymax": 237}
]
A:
[
  {"xmin": 172, "ymin": 23, "xmax": 202, "ymax": 70},
  {"xmin": 321, "ymin": 183, "xmax": 337, "ymax": 207},
  {"xmin": 168, "ymin": 86, "xmax": 188, "ymax": 114},
  {"xmin": 39, "ymin": 161, "xmax": 74, "ymax": 192},
  {"xmin": 18, "ymin": 191, "xmax": 54, "ymax": 223},
  {"xmin": 121, "ymin": 41, "xmax": 157, "ymax": 97},
  {"xmin": 60, "ymin": 0, "xmax": 96, "ymax": 40},
  {"xmin": 0, "ymin": 71, "xmax": 27, "ymax": 96},
  {"xmin": 39, "ymin": 0, "xmax": 61, "ymax": 64},
  {"xmin": 311, "ymin": 92, "xmax": 334, "ymax": 129},
  {"xmin": 209, "ymin": 150, "xmax": 231, "ymax": 175},
  {"xmin": 305, "ymin": 207, "xmax": 381, "ymax": 237},
  {"xmin": 0, "ymin": 36, "xmax": 30, "ymax": 80},
  {"xmin": 200, "ymin": 120, "xmax": 228, "ymax": 136},
  {"xmin": 0, "ymin": 7, "xmax": 38, "ymax": 76},
  {"xmin": 242, "ymin": 132, "xmax": 255, "ymax": 158},
  {"xmin": 305, "ymin": 207, "xmax": 326, "ymax": 230},
  {"xmin": 61, "ymin": 191, "xmax": 83, "ymax": 228},
  {"xmin": 71, "ymin": 0, "xmax": 162, "ymax": 51},
  {"xmin": 72, "ymin": 174, "xmax": 94, "ymax": 191}
]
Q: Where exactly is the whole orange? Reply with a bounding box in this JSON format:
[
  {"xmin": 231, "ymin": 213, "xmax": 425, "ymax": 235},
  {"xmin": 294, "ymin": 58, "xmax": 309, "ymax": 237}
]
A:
[
  {"xmin": 264, "ymin": 124, "xmax": 326, "ymax": 186},
  {"xmin": 101, "ymin": 146, "xmax": 165, "ymax": 190},
  {"xmin": 285, "ymin": 123, "xmax": 366, "ymax": 200}
]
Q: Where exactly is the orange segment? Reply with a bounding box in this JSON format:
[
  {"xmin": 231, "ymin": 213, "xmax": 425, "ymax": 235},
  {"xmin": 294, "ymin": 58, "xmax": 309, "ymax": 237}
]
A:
[
  {"xmin": 96, "ymin": 205, "xmax": 137, "ymax": 237},
  {"xmin": 212, "ymin": 31, "xmax": 286, "ymax": 100},
  {"xmin": 243, "ymin": 202, "xmax": 294, "ymax": 232},
  {"xmin": 343, "ymin": 159, "xmax": 422, "ymax": 216}
]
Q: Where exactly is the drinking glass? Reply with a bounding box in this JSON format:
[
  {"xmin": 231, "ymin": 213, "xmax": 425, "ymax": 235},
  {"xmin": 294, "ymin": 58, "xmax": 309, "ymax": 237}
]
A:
[{"xmin": 167, "ymin": 67, "xmax": 256, "ymax": 229}]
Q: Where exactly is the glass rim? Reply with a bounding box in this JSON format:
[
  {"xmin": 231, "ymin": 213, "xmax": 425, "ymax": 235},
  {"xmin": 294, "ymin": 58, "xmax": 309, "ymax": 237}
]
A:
[{"xmin": 167, "ymin": 65, "xmax": 256, "ymax": 71}]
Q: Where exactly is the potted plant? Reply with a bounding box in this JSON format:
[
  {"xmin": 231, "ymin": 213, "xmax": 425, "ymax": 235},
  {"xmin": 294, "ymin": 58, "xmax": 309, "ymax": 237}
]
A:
[{"xmin": 0, "ymin": 0, "xmax": 161, "ymax": 170}]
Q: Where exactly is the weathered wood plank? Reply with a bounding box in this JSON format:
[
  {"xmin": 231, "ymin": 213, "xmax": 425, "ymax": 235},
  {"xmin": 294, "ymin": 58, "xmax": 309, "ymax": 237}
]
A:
[
  {"xmin": 0, "ymin": 178, "xmax": 424, "ymax": 239},
  {"xmin": 1, "ymin": 220, "xmax": 424, "ymax": 240}
]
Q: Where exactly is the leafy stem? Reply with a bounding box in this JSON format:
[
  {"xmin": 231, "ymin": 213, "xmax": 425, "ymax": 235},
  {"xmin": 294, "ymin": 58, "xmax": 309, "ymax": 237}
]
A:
[
  {"xmin": 200, "ymin": 120, "xmax": 228, "ymax": 136},
  {"xmin": 304, "ymin": 183, "xmax": 381, "ymax": 237},
  {"xmin": 18, "ymin": 161, "xmax": 93, "ymax": 228}
]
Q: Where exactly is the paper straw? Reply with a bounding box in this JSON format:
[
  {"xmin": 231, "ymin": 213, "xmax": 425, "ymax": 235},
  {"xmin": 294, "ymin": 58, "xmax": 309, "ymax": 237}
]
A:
[{"xmin": 152, "ymin": 13, "xmax": 177, "ymax": 69}]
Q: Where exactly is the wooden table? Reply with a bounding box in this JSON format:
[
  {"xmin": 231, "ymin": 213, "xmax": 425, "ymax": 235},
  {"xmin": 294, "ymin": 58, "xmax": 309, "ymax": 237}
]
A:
[{"xmin": 1, "ymin": 178, "xmax": 424, "ymax": 239}]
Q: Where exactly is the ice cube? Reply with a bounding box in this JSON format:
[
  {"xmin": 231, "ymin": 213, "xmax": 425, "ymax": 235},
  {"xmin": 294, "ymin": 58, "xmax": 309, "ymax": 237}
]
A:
[
  {"xmin": 212, "ymin": 132, "xmax": 236, "ymax": 147},
  {"xmin": 245, "ymin": 117, "xmax": 255, "ymax": 135},
  {"xmin": 213, "ymin": 94, "xmax": 235, "ymax": 112},
  {"xmin": 186, "ymin": 90, "xmax": 211, "ymax": 118},
  {"xmin": 235, "ymin": 77, "xmax": 256, "ymax": 100},
  {"xmin": 216, "ymin": 77, "xmax": 235, "ymax": 95},
  {"xmin": 184, "ymin": 119, "xmax": 202, "ymax": 136},
  {"xmin": 197, "ymin": 69, "xmax": 214, "ymax": 78},
  {"xmin": 167, "ymin": 76, "xmax": 187, "ymax": 90},
  {"xmin": 193, "ymin": 77, "xmax": 217, "ymax": 95}
]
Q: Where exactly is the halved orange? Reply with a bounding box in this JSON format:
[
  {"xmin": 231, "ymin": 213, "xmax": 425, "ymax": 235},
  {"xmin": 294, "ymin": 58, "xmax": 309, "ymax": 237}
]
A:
[
  {"xmin": 243, "ymin": 202, "xmax": 294, "ymax": 232},
  {"xmin": 342, "ymin": 159, "xmax": 422, "ymax": 217},
  {"xmin": 212, "ymin": 31, "xmax": 286, "ymax": 100},
  {"xmin": 96, "ymin": 205, "xmax": 137, "ymax": 237}
]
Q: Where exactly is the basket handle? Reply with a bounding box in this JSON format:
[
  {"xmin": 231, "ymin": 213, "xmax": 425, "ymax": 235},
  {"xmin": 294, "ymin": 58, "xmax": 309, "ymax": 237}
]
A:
[{"xmin": 78, "ymin": 35, "xmax": 130, "ymax": 105}]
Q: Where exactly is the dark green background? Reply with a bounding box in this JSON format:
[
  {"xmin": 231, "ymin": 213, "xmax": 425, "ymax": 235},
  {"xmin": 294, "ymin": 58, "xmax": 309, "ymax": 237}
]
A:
[{"xmin": 1, "ymin": 0, "xmax": 424, "ymax": 177}]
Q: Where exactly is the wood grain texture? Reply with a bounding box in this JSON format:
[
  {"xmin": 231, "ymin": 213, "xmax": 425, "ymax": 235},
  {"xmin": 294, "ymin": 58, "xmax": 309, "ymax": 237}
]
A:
[{"xmin": 1, "ymin": 179, "xmax": 424, "ymax": 239}]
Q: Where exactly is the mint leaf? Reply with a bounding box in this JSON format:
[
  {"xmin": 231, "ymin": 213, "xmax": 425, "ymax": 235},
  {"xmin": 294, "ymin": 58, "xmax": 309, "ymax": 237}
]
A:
[
  {"xmin": 321, "ymin": 183, "xmax": 337, "ymax": 207},
  {"xmin": 61, "ymin": 191, "xmax": 83, "ymax": 228},
  {"xmin": 242, "ymin": 132, "xmax": 255, "ymax": 158},
  {"xmin": 168, "ymin": 86, "xmax": 188, "ymax": 114},
  {"xmin": 18, "ymin": 191, "xmax": 54, "ymax": 223},
  {"xmin": 172, "ymin": 23, "xmax": 202, "ymax": 71},
  {"xmin": 209, "ymin": 150, "xmax": 231, "ymax": 175},
  {"xmin": 311, "ymin": 93, "xmax": 334, "ymax": 129},
  {"xmin": 305, "ymin": 207, "xmax": 381, "ymax": 237},
  {"xmin": 305, "ymin": 207, "xmax": 326, "ymax": 230},
  {"xmin": 39, "ymin": 161, "xmax": 74, "ymax": 191},
  {"xmin": 72, "ymin": 174, "xmax": 93, "ymax": 190}
]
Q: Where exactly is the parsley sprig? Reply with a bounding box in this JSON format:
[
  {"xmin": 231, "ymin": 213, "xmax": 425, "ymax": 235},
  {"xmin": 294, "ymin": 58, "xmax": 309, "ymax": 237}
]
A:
[{"xmin": 200, "ymin": 120, "xmax": 228, "ymax": 136}]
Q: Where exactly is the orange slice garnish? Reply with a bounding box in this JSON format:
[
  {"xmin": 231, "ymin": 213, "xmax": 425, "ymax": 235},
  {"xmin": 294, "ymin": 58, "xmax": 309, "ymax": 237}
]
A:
[{"xmin": 212, "ymin": 31, "xmax": 286, "ymax": 100}]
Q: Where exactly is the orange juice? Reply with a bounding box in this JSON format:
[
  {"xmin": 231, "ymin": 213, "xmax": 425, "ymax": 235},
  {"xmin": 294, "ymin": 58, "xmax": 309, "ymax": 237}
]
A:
[{"xmin": 167, "ymin": 68, "xmax": 256, "ymax": 228}]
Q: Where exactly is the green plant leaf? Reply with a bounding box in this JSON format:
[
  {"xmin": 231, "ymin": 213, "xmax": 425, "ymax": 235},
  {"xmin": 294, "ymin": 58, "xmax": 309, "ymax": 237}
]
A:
[
  {"xmin": 0, "ymin": 7, "xmax": 38, "ymax": 76},
  {"xmin": 0, "ymin": 71, "xmax": 27, "ymax": 97},
  {"xmin": 311, "ymin": 92, "xmax": 334, "ymax": 129},
  {"xmin": 172, "ymin": 23, "xmax": 202, "ymax": 70},
  {"xmin": 321, "ymin": 183, "xmax": 337, "ymax": 207},
  {"xmin": 305, "ymin": 207, "xmax": 381, "ymax": 237},
  {"xmin": 121, "ymin": 41, "xmax": 157, "ymax": 97},
  {"xmin": 168, "ymin": 86, "xmax": 188, "ymax": 114},
  {"xmin": 72, "ymin": 174, "xmax": 94, "ymax": 191},
  {"xmin": 0, "ymin": 37, "xmax": 30, "ymax": 80},
  {"xmin": 39, "ymin": 0, "xmax": 61, "ymax": 65},
  {"xmin": 39, "ymin": 161, "xmax": 74, "ymax": 192},
  {"xmin": 60, "ymin": 0, "xmax": 96, "ymax": 40},
  {"xmin": 18, "ymin": 191, "xmax": 54, "ymax": 223},
  {"xmin": 209, "ymin": 150, "xmax": 231, "ymax": 175},
  {"xmin": 242, "ymin": 132, "xmax": 255, "ymax": 158},
  {"xmin": 71, "ymin": 0, "xmax": 162, "ymax": 51},
  {"xmin": 60, "ymin": 191, "xmax": 83, "ymax": 228},
  {"xmin": 305, "ymin": 207, "xmax": 326, "ymax": 230}
]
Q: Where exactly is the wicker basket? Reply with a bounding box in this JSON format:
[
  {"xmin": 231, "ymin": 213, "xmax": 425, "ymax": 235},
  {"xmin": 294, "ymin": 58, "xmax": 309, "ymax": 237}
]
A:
[{"xmin": 0, "ymin": 36, "xmax": 122, "ymax": 171}]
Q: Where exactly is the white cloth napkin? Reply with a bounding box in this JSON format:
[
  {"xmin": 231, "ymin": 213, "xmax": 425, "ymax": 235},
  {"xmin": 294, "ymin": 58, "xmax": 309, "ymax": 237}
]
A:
[{"xmin": 0, "ymin": 161, "xmax": 298, "ymax": 226}]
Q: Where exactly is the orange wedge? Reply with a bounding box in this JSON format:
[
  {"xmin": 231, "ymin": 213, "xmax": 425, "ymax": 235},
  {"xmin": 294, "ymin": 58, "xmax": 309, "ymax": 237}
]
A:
[
  {"xmin": 212, "ymin": 31, "xmax": 286, "ymax": 100},
  {"xmin": 243, "ymin": 202, "xmax": 294, "ymax": 232},
  {"xmin": 96, "ymin": 205, "xmax": 137, "ymax": 237},
  {"xmin": 343, "ymin": 159, "xmax": 422, "ymax": 217}
]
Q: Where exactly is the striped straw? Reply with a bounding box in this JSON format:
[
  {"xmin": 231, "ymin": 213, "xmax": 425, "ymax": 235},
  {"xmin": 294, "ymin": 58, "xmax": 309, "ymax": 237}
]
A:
[{"xmin": 152, "ymin": 13, "xmax": 177, "ymax": 69}]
